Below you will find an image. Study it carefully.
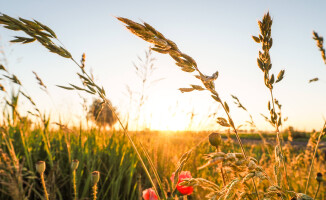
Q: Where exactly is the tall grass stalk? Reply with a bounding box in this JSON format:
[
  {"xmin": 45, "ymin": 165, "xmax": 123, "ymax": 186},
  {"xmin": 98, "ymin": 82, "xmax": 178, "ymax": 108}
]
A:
[
  {"xmin": 304, "ymin": 122, "xmax": 326, "ymax": 193},
  {"xmin": 269, "ymin": 89, "xmax": 290, "ymax": 189},
  {"xmin": 252, "ymin": 12, "xmax": 290, "ymax": 190}
]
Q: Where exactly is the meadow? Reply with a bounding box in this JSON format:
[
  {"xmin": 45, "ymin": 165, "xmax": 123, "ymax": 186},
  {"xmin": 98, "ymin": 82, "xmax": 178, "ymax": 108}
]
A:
[{"xmin": 0, "ymin": 11, "xmax": 325, "ymax": 200}]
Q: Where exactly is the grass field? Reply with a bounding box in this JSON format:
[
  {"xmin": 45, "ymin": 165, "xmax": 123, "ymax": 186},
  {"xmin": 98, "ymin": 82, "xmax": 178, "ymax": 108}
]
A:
[
  {"xmin": 0, "ymin": 10, "xmax": 326, "ymax": 200},
  {"xmin": 0, "ymin": 125, "xmax": 325, "ymax": 199}
]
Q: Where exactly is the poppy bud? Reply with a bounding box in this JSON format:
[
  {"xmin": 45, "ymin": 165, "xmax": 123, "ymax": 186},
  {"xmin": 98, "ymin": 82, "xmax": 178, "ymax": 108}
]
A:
[
  {"xmin": 91, "ymin": 171, "xmax": 100, "ymax": 186},
  {"xmin": 209, "ymin": 132, "xmax": 222, "ymax": 148},
  {"xmin": 316, "ymin": 172, "xmax": 323, "ymax": 183},
  {"xmin": 71, "ymin": 160, "xmax": 79, "ymax": 171},
  {"xmin": 36, "ymin": 161, "xmax": 46, "ymax": 174}
]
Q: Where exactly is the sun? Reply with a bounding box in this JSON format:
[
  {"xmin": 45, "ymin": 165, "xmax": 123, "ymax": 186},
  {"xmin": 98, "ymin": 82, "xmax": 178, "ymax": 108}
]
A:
[{"xmin": 146, "ymin": 112, "xmax": 190, "ymax": 131}]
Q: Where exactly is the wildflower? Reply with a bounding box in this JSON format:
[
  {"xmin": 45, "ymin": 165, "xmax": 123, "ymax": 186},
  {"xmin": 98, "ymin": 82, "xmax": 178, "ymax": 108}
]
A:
[
  {"xmin": 142, "ymin": 188, "xmax": 158, "ymax": 200},
  {"xmin": 170, "ymin": 171, "xmax": 193, "ymax": 195}
]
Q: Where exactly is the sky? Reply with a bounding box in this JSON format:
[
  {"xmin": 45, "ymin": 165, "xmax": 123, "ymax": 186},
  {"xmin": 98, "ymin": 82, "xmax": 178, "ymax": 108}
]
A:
[{"xmin": 0, "ymin": 0, "xmax": 325, "ymax": 131}]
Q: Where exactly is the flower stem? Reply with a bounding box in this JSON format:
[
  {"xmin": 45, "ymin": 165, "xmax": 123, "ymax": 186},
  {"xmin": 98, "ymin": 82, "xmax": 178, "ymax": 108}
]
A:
[
  {"xmin": 220, "ymin": 168, "xmax": 226, "ymax": 186},
  {"xmin": 313, "ymin": 182, "xmax": 321, "ymax": 200},
  {"xmin": 40, "ymin": 173, "xmax": 49, "ymax": 200},
  {"xmin": 72, "ymin": 170, "xmax": 77, "ymax": 200},
  {"xmin": 92, "ymin": 184, "xmax": 97, "ymax": 200}
]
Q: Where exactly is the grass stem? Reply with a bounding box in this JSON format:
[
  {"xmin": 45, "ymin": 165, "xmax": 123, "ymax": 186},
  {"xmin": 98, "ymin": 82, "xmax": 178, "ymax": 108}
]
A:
[
  {"xmin": 305, "ymin": 122, "xmax": 326, "ymax": 194},
  {"xmin": 269, "ymin": 89, "xmax": 290, "ymax": 190},
  {"xmin": 313, "ymin": 182, "xmax": 321, "ymax": 200}
]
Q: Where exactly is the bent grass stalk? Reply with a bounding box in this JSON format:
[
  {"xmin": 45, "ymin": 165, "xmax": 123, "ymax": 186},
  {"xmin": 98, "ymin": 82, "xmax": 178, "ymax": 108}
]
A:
[
  {"xmin": 115, "ymin": 16, "xmax": 247, "ymax": 157},
  {"xmin": 0, "ymin": 13, "xmax": 164, "ymax": 200},
  {"xmin": 116, "ymin": 16, "xmax": 260, "ymax": 199}
]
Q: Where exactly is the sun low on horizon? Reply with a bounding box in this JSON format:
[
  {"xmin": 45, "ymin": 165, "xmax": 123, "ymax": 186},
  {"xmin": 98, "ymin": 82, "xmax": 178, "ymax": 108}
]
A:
[{"xmin": 0, "ymin": 0, "xmax": 325, "ymax": 133}]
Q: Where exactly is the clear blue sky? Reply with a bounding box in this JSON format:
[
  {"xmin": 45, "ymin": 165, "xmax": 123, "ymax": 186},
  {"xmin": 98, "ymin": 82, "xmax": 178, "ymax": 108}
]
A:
[{"xmin": 0, "ymin": 0, "xmax": 325, "ymax": 131}]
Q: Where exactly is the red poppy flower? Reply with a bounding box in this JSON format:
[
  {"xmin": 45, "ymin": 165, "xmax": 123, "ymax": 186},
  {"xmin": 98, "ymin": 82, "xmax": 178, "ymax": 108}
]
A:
[
  {"xmin": 142, "ymin": 188, "xmax": 158, "ymax": 200},
  {"xmin": 170, "ymin": 171, "xmax": 193, "ymax": 195}
]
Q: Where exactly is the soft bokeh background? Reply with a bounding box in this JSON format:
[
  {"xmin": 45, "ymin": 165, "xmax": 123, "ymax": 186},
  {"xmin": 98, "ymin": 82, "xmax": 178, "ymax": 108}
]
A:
[{"xmin": 0, "ymin": 0, "xmax": 325, "ymax": 131}]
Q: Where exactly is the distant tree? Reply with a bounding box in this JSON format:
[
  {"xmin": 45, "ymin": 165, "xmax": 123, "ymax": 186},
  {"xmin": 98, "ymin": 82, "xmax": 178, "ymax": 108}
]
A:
[{"xmin": 88, "ymin": 99, "xmax": 117, "ymax": 128}]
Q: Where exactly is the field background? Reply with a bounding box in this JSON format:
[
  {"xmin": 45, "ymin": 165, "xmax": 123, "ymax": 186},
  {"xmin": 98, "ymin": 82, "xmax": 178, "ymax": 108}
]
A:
[{"xmin": 1, "ymin": 120, "xmax": 325, "ymax": 199}]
